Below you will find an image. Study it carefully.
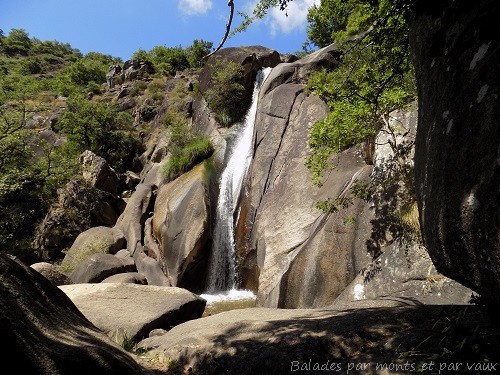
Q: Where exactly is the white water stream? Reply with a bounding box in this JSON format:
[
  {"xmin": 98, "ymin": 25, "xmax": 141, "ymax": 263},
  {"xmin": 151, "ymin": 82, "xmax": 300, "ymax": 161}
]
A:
[{"xmin": 205, "ymin": 67, "xmax": 272, "ymax": 295}]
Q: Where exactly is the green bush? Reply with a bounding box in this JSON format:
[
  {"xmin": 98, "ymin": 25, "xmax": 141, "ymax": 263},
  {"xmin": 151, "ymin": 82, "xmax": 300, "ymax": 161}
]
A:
[
  {"xmin": 204, "ymin": 58, "xmax": 247, "ymax": 126},
  {"xmin": 162, "ymin": 112, "xmax": 214, "ymax": 181}
]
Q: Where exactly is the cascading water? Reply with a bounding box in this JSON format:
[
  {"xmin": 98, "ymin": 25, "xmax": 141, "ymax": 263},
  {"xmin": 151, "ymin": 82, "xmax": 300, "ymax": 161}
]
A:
[{"xmin": 205, "ymin": 67, "xmax": 272, "ymax": 294}]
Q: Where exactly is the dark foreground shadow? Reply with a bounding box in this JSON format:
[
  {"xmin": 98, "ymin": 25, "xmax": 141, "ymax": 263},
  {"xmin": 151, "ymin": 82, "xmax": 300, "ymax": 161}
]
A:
[{"xmin": 168, "ymin": 305, "xmax": 500, "ymax": 375}]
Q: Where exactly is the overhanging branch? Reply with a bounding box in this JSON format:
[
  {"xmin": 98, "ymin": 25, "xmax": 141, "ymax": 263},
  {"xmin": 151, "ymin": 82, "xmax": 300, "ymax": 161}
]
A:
[{"xmin": 203, "ymin": 0, "xmax": 234, "ymax": 60}]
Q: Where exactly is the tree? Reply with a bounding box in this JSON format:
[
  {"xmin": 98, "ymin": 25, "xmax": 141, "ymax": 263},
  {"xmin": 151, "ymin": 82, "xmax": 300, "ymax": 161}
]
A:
[
  {"xmin": 57, "ymin": 96, "xmax": 142, "ymax": 172},
  {"xmin": 148, "ymin": 45, "xmax": 189, "ymax": 76},
  {"xmin": 304, "ymin": 0, "xmax": 415, "ymax": 184},
  {"xmin": 3, "ymin": 28, "xmax": 32, "ymax": 55},
  {"xmin": 186, "ymin": 40, "xmax": 213, "ymax": 68},
  {"xmin": 0, "ymin": 73, "xmax": 47, "ymax": 256}
]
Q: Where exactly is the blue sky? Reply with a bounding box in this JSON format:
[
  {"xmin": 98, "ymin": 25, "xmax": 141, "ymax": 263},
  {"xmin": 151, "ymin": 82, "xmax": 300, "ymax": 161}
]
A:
[{"xmin": 1, "ymin": 0, "xmax": 319, "ymax": 61}]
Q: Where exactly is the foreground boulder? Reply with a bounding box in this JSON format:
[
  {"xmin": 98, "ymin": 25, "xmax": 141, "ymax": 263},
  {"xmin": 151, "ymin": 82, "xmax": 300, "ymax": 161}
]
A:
[
  {"xmin": 139, "ymin": 305, "xmax": 498, "ymax": 374},
  {"xmin": 410, "ymin": 0, "xmax": 500, "ymax": 305},
  {"xmin": 59, "ymin": 283, "xmax": 206, "ymax": 342},
  {"xmin": 0, "ymin": 254, "xmax": 148, "ymax": 374}
]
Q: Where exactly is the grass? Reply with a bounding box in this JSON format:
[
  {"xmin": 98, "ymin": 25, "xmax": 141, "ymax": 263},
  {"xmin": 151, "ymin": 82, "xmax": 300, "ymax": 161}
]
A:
[{"xmin": 162, "ymin": 137, "xmax": 214, "ymax": 181}]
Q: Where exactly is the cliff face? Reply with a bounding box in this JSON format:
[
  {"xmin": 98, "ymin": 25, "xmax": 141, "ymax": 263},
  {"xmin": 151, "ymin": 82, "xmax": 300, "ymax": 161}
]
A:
[
  {"xmin": 235, "ymin": 46, "xmax": 379, "ymax": 308},
  {"xmin": 410, "ymin": 0, "xmax": 500, "ymax": 305}
]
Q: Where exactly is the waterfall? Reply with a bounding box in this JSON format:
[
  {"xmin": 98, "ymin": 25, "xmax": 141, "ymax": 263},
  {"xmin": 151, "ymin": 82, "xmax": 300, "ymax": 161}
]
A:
[{"xmin": 206, "ymin": 67, "xmax": 272, "ymax": 293}]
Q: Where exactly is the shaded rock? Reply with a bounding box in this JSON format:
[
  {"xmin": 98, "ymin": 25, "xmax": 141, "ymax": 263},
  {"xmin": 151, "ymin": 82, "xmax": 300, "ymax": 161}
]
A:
[
  {"xmin": 30, "ymin": 261, "xmax": 73, "ymax": 286},
  {"xmin": 115, "ymin": 183, "xmax": 156, "ymax": 254},
  {"xmin": 70, "ymin": 253, "xmax": 136, "ymax": 284},
  {"xmin": 410, "ymin": 0, "xmax": 500, "ymax": 305},
  {"xmin": 0, "ymin": 253, "xmax": 148, "ymax": 375},
  {"xmin": 101, "ymin": 272, "xmax": 148, "ymax": 285},
  {"xmin": 133, "ymin": 245, "xmax": 171, "ymax": 286},
  {"xmin": 59, "ymin": 226, "xmax": 126, "ymax": 275},
  {"xmin": 122, "ymin": 60, "xmax": 154, "ymax": 82},
  {"xmin": 152, "ymin": 163, "xmax": 211, "ymax": 291},
  {"xmin": 59, "ymin": 283, "xmax": 207, "ymax": 342},
  {"xmin": 138, "ymin": 305, "xmax": 497, "ymax": 375},
  {"xmin": 332, "ymin": 241, "xmax": 475, "ymax": 308},
  {"xmin": 80, "ymin": 150, "xmax": 122, "ymax": 196},
  {"xmin": 33, "ymin": 179, "xmax": 121, "ymax": 261}
]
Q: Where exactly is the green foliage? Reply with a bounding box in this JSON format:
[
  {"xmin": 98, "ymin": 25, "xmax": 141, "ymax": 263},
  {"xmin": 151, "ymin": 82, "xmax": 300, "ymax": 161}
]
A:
[
  {"xmin": 162, "ymin": 112, "xmax": 214, "ymax": 181},
  {"xmin": 131, "ymin": 39, "xmax": 212, "ymax": 77},
  {"xmin": 186, "ymin": 39, "xmax": 213, "ymax": 68},
  {"xmin": 305, "ymin": 0, "xmax": 416, "ymax": 184},
  {"xmin": 2, "ymin": 28, "xmax": 32, "ymax": 55},
  {"xmin": 65, "ymin": 59, "xmax": 106, "ymax": 86},
  {"xmin": 57, "ymin": 95, "xmax": 142, "ymax": 172},
  {"xmin": 30, "ymin": 39, "xmax": 82, "ymax": 61},
  {"xmin": 19, "ymin": 57, "xmax": 44, "ymax": 75},
  {"xmin": 148, "ymin": 45, "xmax": 189, "ymax": 77},
  {"xmin": 204, "ymin": 58, "xmax": 247, "ymax": 126},
  {"xmin": 0, "ymin": 72, "xmax": 71, "ymax": 256}
]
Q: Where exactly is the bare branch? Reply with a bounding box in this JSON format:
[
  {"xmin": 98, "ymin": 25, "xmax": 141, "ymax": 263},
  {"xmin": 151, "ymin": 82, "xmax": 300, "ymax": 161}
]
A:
[{"xmin": 203, "ymin": 0, "xmax": 235, "ymax": 60}]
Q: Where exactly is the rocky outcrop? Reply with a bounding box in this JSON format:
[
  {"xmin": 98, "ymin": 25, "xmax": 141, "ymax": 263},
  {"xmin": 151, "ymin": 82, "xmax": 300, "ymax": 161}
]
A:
[
  {"xmin": 115, "ymin": 183, "xmax": 156, "ymax": 255},
  {"xmin": 332, "ymin": 241, "xmax": 474, "ymax": 308},
  {"xmin": 152, "ymin": 163, "xmax": 211, "ymax": 291},
  {"xmin": 410, "ymin": 0, "xmax": 500, "ymax": 305},
  {"xmin": 198, "ymin": 46, "xmax": 281, "ymax": 98},
  {"xmin": 235, "ymin": 44, "xmax": 375, "ymax": 308},
  {"xmin": 59, "ymin": 283, "xmax": 206, "ymax": 342},
  {"xmin": 79, "ymin": 150, "xmax": 122, "ymax": 196},
  {"xmin": 0, "ymin": 253, "xmax": 148, "ymax": 374},
  {"xmin": 33, "ymin": 179, "xmax": 123, "ymax": 261}
]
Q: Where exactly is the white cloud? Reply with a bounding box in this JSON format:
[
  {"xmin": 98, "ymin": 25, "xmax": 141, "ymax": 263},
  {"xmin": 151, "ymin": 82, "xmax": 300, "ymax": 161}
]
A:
[
  {"xmin": 178, "ymin": 0, "xmax": 213, "ymax": 15},
  {"xmin": 269, "ymin": 0, "xmax": 320, "ymax": 34}
]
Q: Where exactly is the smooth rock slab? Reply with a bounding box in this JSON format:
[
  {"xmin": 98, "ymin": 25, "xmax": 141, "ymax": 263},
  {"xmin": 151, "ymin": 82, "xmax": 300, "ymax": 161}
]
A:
[
  {"xmin": 59, "ymin": 283, "xmax": 206, "ymax": 342},
  {"xmin": 138, "ymin": 305, "xmax": 498, "ymax": 375}
]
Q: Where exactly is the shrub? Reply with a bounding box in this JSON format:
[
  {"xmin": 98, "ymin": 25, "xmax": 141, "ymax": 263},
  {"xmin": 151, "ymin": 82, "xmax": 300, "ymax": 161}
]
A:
[
  {"xmin": 65, "ymin": 59, "xmax": 106, "ymax": 86},
  {"xmin": 204, "ymin": 58, "xmax": 247, "ymax": 126}
]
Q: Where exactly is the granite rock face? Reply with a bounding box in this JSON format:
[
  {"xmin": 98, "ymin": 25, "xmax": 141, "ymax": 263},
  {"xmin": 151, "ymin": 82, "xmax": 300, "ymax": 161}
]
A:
[
  {"xmin": 235, "ymin": 44, "xmax": 377, "ymax": 308},
  {"xmin": 410, "ymin": 0, "xmax": 500, "ymax": 305}
]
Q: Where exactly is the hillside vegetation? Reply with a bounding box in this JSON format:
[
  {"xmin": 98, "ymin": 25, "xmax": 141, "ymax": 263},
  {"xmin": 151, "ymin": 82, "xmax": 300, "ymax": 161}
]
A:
[{"xmin": 0, "ymin": 28, "xmax": 213, "ymax": 259}]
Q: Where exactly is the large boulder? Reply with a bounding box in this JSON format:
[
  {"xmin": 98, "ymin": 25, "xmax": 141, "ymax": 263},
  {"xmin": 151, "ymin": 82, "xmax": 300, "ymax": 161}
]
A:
[
  {"xmin": 59, "ymin": 283, "xmax": 207, "ymax": 342},
  {"xmin": 79, "ymin": 150, "xmax": 122, "ymax": 196},
  {"xmin": 69, "ymin": 253, "xmax": 136, "ymax": 284},
  {"xmin": 410, "ymin": 0, "xmax": 500, "ymax": 305},
  {"xmin": 30, "ymin": 262, "xmax": 73, "ymax": 286},
  {"xmin": 58, "ymin": 226, "xmax": 126, "ymax": 275},
  {"xmin": 199, "ymin": 46, "xmax": 281, "ymax": 97},
  {"xmin": 0, "ymin": 253, "xmax": 148, "ymax": 374},
  {"xmin": 332, "ymin": 241, "xmax": 474, "ymax": 308},
  {"xmin": 152, "ymin": 163, "xmax": 211, "ymax": 291}
]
